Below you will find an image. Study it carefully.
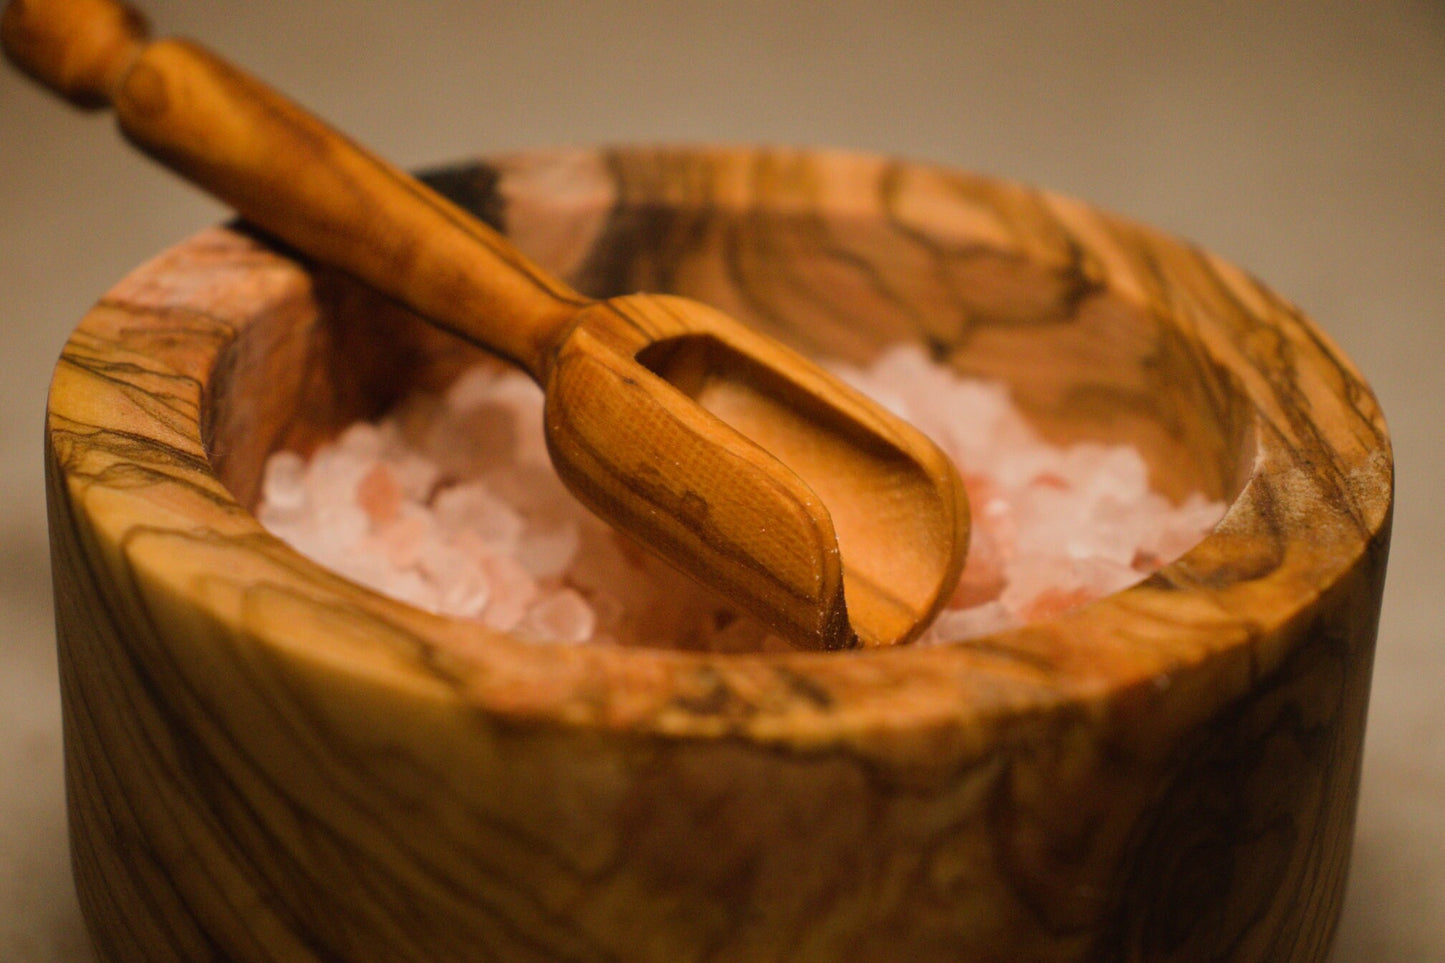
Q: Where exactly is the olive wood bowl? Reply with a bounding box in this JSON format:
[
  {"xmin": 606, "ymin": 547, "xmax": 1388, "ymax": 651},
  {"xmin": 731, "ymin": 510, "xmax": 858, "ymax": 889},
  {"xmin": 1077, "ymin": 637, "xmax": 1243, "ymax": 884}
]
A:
[{"xmin": 46, "ymin": 145, "xmax": 1392, "ymax": 962}]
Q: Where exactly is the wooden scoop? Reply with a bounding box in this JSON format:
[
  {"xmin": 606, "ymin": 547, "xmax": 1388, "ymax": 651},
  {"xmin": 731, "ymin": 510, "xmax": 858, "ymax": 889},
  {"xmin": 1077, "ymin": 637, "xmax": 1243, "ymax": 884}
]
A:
[{"xmin": 3, "ymin": 0, "xmax": 969, "ymax": 650}]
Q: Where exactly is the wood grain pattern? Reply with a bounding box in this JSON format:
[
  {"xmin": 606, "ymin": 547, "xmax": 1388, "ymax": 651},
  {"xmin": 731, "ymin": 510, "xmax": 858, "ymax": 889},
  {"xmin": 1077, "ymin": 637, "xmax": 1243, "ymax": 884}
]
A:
[
  {"xmin": 47, "ymin": 146, "xmax": 1391, "ymax": 962},
  {"xmin": 7, "ymin": 0, "xmax": 968, "ymax": 650}
]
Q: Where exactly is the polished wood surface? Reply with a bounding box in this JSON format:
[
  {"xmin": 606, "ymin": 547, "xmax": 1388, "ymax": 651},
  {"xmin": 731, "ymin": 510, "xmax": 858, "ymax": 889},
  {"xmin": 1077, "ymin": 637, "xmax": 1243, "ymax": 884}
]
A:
[
  {"xmin": 6, "ymin": 0, "xmax": 969, "ymax": 650},
  {"xmin": 42, "ymin": 143, "xmax": 1392, "ymax": 961}
]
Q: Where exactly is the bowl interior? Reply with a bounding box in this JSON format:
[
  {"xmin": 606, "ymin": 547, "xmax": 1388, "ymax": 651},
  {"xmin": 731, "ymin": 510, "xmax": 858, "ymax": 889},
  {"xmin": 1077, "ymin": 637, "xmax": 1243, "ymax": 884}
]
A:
[{"xmin": 205, "ymin": 149, "xmax": 1255, "ymax": 546}]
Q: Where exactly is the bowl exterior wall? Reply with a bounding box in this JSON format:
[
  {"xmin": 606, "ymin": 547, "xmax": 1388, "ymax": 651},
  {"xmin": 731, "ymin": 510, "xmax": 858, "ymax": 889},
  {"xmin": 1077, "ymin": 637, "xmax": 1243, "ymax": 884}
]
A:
[{"xmin": 46, "ymin": 147, "xmax": 1392, "ymax": 962}]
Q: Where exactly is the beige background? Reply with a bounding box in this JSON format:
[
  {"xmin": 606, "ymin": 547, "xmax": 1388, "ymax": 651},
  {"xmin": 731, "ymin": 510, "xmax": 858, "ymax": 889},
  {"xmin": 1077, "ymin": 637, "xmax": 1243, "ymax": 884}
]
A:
[{"xmin": 2, "ymin": 2, "xmax": 1441, "ymax": 959}]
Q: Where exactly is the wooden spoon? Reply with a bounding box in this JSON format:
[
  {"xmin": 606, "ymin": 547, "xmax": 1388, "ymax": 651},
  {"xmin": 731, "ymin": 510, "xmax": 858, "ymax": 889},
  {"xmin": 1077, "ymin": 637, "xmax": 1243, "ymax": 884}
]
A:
[{"xmin": 3, "ymin": 0, "xmax": 968, "ymax": 650}]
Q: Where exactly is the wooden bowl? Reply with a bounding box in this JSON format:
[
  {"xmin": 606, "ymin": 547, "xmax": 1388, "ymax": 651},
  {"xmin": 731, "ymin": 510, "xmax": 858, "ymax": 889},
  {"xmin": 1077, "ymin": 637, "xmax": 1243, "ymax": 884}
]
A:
[{"xmin": 47, "ymin": 146, "xmax": 1392, "ymax": 962}]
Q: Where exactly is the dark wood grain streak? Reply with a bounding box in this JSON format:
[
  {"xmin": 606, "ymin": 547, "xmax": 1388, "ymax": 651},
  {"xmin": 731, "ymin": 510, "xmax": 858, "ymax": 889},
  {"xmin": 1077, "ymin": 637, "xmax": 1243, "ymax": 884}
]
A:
[
  {"xmin": 46, "ymin": 147, "xmax": 1391, "ymax": 961},
  {"xmin": 7, "ymin": 2, "xmax": 971, "ymax": 652}
]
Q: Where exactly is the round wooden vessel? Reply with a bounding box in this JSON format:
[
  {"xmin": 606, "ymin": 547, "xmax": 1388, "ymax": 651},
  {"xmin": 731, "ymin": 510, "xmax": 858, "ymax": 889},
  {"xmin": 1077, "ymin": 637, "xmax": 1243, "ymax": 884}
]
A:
[{"xmin": 46, "ymin": 146, "xmax": 1392, "ymax": 962}]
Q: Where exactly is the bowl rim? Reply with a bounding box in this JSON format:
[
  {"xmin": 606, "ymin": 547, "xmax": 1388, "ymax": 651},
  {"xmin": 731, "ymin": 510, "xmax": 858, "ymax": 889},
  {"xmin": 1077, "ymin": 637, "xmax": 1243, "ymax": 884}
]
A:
[{"xmin": 46, "ymin": 143, "xmax": 1394, "ymax": 745}]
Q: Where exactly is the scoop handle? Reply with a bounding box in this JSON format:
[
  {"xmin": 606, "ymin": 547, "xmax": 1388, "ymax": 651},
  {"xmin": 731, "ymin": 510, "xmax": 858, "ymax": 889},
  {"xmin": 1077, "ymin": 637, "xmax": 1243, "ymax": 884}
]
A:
[{"xmin": 2, "ymin": 0, "xmax": 586, "ymax": 376}]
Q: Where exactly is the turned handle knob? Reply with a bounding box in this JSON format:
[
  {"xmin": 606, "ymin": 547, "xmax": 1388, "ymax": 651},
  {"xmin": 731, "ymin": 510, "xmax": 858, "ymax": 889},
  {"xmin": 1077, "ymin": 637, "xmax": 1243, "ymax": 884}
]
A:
[{"xmin": 2, "ymin": 0, "xmax": 149, "ymax": 107}]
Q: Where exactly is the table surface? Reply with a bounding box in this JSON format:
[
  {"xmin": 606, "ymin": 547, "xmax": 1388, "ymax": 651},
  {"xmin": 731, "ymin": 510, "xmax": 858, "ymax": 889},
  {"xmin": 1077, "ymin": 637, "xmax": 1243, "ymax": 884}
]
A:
[{"xmin": 2, "ymin": 2, "xmax": 1441, "ymax": 959}]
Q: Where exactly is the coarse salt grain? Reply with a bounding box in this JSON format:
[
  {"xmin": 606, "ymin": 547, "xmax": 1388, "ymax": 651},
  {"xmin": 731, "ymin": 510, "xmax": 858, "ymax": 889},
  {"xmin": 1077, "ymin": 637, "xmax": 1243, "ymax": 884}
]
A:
[
  {"xmin": 432, "ymin": 481, "xmax": 524, "ymax": 555},
  {"xmin": 356, "ymin": 462, "xmax": 404, "ymax": 525},
  {"xmin": 477, "ymin": 553, "xmax": 539, "ymax": 633},
  {"xmin": 517, "ymin": 521, "xmax": 581, "ymax": 581},
  {"xmin": 256, "ymin": 346, "xmax": 1226, "ymax": 649},
  {"xmin": 517, "ymin": 588, "xmax": 596, "ymax": 644}
]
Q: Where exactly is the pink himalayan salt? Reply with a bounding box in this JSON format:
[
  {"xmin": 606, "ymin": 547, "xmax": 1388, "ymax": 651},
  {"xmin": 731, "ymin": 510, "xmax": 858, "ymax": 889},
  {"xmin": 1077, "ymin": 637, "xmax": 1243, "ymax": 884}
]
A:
[
  {"xmin": 356, "ymin": 463, "xmax": 404, "ymax": 526},
  {"xmin": 477, "ymin": 554, "xmax": 538, "ymax": 632},
  {"xmin": 518, "ymin": 588, "xmax": 596, "ymax": 644},
  {"xmin": 256, "ymin": 346, "xmax": 1226, "ymax": 648}
]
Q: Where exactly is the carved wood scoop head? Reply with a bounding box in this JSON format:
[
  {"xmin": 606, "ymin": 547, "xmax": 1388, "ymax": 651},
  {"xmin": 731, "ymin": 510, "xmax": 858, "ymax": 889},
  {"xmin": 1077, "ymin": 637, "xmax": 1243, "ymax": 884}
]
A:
[{"xmin": 3, "ymin": 0, "xmax": 969, "ymax": 649}]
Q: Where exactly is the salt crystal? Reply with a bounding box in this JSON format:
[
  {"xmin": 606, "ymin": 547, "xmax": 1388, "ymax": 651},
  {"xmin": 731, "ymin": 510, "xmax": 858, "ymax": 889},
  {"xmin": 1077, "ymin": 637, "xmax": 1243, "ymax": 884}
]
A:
[
  {"xmin": 305, "ymin": 445, "xmax": 371, "ymax": 504},
  {"xmin": 310, "ymin": 500, "xmax": 370, "ymax": 549},
  {"xmin": 270, "ymin": 518, "xmax": 325, "ymax": 563},
  {"xmin": 1020, "ymin": 586, "xmax": 1099, "ymax": 623},
  {"xmin": 516, "ymin": 520, "xmax": 580, "ymax": 580},
  {"xmin": 368, "ymin": 507, "xmax": 435, "ymax": 569},
  {"xmin": 328, "ymin": 544, "xmax": 418, "ymax": 603},
  {"xmin": 925, "ymin": 602, "xmax": 1015, "ymax": 643},
  {"xmin": 480, "ymin": 371, "xmax": 551, "ymax": 467},
  {"xmin": 949, "ymin": 520, "xmax": 1007, "ymax": 608},
  {"xmin": 481, "ymin": 463, "xmax": 573, "ymax": 516},
  {"xmin": 255, "ymin": 344, "xmax": 1226, "ymax": 650},
  {"xmin": 381, "ymin": 569, "xmax": 442, "ymax": 613},
  {"xmin": 517, "ymin": 588, "xmax": 595, "ymax": 644},
  {"xmin": 433, "ymin": 481, "xmax": 524, "ymax": 555},
  {"xmin": 335, "ymin": 421, "xmax": 386, "ymax": 460},
  {"xmin": 833, "ymin": 364, "xmax": 912, "ymax": 420},
  {"xmin": 417, "ymin": 539, "xmax": 499, "ymax": 619},
  {"xmin": 389, "ymin": 452, "xmax": 440, "ymax": 501},
  {"xmin": 478, "ymin": 554, "xmax": 538, "ymax": 632},
  {"xmin": 1065, "ymin": 443, "xmax": 1149, "ymax": 502},
  {"xmin": 435, "ymin": 563, "xmax": 493, "ymax": 619},
  {"xmin": 261, "ymin": 450, "xmax": 308, "ymax": 513},
  {"xmin": 435, "ymin": 369, "xmax": 550, "ymax": 474},
  {"xmin": 426, "ymin": 404, "xmax": 519, "ymax": 479},
  {"xmin": 1137, "ymin": 491, "xmax": 1223, "ymax": 565},
  {"xmin": 356, "ymin": 462, "xmax": 404, "ymax": 526},
  {"xmin": 444, "ymin": 364, "xmax": 507, "ymax": 410},
  {"xmin": 999, "ymin": 554, "xmax": 1086, "ymax": 615}
]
